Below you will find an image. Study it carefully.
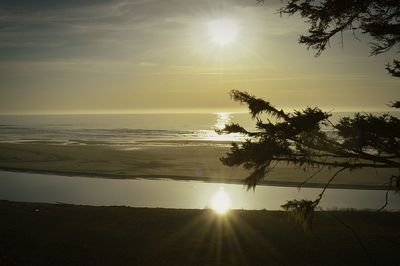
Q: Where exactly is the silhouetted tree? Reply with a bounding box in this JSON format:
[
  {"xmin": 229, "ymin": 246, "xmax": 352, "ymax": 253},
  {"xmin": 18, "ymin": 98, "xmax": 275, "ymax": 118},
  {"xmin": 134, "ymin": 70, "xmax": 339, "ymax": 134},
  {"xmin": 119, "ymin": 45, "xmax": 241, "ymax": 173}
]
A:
[
  {"xmin": 219, "ymin": 0, "xmax": 400, "ymax": 230},
  {"xmin": 279, "ymin": 0, "xmax": 400, "ymax": 78},
  {"xmin": 219, "ymin": 90, "xmax": 400, "ymax": 230}
]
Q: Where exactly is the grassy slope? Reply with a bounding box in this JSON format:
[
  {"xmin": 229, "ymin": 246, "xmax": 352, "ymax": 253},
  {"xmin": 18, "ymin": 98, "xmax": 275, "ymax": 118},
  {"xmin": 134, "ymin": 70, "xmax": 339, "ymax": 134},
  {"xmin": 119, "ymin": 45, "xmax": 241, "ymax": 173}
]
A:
[{"xmin": 1, "ymin": 200, "xmax": 400, "ymax": 265}]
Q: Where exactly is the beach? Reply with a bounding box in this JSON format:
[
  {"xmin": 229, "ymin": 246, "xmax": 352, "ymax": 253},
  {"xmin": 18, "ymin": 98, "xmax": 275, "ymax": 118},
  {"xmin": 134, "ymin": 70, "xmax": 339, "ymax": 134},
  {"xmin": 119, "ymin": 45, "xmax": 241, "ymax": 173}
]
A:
[
  {"xmin": 0, "ymin": 142, "xmax": 396, "ymax": 189},
  {"xmin": 0, "ymin": 113, "xmax": 397, "ymax": 190}
]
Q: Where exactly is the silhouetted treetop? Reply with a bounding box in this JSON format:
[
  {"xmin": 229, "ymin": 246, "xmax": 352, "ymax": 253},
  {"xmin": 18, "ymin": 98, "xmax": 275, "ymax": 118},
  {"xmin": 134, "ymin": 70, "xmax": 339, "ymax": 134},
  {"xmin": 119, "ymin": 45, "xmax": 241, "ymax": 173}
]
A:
[
  {"xmin": 219, "ymin": 90, "xmax": 400, "ymax": 229},
  {"xmin": 229, "ymin": 90, "xmax": 289, "ymax": 119},
  {"xmin": 221, "ymin": 91, "xmax": 400, "ymax": 186},
  {"xmin": 279, "ymin": 0, "xmax": 400, "ymax": 77}
]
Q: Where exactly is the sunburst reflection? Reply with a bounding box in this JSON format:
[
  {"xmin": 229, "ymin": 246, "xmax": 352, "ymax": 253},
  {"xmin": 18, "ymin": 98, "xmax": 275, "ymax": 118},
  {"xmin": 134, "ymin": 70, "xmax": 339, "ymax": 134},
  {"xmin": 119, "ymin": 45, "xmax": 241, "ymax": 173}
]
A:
[{"xmin": 211, "ymin": 187, "xmax": 231, "ymax": 215}]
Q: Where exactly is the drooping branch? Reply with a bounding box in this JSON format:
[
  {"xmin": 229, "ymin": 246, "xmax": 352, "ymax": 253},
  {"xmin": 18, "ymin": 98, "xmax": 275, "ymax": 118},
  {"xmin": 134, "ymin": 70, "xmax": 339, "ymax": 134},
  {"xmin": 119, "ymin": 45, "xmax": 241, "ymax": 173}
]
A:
[
  {"xmin": 220, "ymin": 90, "xmax": 400, "ymax": 223},
  {"xmin": 230, "ymin": 90, "xmax": 289, "ymax": 119},
  {"xmin": 281, "ymin": 167, "xmax": 346, "ymax": 231},
  {"xmin": 279, "ymin": 0, "xmax": 400, "ymax": 78}
]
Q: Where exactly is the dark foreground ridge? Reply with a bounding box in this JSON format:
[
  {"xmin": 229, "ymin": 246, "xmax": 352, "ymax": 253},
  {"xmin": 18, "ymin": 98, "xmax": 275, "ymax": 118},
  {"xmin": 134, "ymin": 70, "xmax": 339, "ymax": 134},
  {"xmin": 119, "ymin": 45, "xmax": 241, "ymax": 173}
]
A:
[{"xmin": 1, "ymin": 200, "xmax": 399, "ymax": 265}]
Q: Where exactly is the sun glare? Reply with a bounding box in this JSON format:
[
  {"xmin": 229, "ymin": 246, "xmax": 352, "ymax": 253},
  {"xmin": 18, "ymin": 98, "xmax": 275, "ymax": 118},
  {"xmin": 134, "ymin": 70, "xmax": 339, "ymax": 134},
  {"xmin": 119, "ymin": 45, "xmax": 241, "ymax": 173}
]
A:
[
  {"xmin": 211, "ymin": 187, "xmax": 231, "ymax": 215},
  {"xmin": 208, "ymin": 19, "xmax": 239, "ymax": 46},
  {"xmin": 214, "ymin": 112, "xmax": 231, "ymax": 130},
  {"xmin": 200, "ymin": 112, "xmax": 243, "ymax": 142}
]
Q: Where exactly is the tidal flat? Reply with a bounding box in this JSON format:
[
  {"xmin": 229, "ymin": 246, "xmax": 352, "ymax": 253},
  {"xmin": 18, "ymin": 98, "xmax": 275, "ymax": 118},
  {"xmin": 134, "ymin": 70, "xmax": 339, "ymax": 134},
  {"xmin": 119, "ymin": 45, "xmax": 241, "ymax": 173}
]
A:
[{"xmin": 0, "ymin": 143, "xmax": 395, "ymax": 189}]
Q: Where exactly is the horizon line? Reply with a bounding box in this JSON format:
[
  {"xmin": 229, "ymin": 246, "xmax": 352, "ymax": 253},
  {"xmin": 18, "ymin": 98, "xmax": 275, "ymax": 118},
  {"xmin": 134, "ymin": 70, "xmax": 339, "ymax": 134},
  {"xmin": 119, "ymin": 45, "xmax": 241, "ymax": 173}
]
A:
[{"xmin": 0, "ymin": 107, "xmax": 398, "ymax": 116}]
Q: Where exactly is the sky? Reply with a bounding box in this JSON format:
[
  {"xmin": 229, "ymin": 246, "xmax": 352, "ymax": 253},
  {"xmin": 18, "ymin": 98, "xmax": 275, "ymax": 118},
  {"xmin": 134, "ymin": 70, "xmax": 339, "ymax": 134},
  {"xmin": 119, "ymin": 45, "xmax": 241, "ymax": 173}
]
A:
[{"xmin": 0, "ymin": 0, "xmax": 398, "ymax": 114}]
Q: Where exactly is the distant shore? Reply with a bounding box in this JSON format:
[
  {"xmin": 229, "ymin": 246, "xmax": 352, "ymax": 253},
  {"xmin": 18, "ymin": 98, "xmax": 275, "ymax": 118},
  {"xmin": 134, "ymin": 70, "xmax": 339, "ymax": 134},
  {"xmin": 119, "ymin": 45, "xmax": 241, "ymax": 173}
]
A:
[
  {"xmin": 1, "ymin": 200, "xmax": 400, "ymax": 265},
  {"xmin": 0, "ymin": 142, "xmax": 395, "ymax": 190}
]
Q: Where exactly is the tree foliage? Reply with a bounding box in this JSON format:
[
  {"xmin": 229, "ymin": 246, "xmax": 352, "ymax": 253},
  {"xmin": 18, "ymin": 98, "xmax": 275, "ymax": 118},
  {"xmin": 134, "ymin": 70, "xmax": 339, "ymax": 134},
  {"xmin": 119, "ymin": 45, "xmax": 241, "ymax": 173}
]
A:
[
  {"xmin": 279, "ymin": 0, "xmax": 400, "ymax": 77},
  {"xmin": 222, "ymin": 0, "xmax": 400, "ymax": 231},
  {"xmin": 218, "ymin": 0, "xmax": 400, "ymax": 230},
  {"xmin": 219, "ymin": 90, "xmax": 400, "ymax": 230}
]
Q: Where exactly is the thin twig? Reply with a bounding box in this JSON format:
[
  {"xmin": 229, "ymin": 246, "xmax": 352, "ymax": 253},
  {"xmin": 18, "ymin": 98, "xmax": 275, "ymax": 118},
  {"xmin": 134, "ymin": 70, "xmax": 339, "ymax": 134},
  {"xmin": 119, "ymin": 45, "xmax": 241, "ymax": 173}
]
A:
[
  {"xmin": 298, "ymin": 166, "xmax": 325, "ymax": 189},
  {"xmin": 376, "ymin": 175, "xmax": 395, "ymax": 212},
  {"xmin": 316, "ymin": 167, "xmax": 347, "ymax": 203}
]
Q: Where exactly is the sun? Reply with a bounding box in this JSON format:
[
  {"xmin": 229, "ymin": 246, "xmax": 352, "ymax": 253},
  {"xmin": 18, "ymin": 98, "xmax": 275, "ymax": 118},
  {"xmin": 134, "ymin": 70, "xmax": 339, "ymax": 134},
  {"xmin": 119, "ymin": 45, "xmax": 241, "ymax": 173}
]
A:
[
  {"xmin": 208, "ymin": 19, "xmax": 239, "ymax": 46},
  {"xmin": 211, "ymin": 187, "xmax": 231, "ymax": 215}
]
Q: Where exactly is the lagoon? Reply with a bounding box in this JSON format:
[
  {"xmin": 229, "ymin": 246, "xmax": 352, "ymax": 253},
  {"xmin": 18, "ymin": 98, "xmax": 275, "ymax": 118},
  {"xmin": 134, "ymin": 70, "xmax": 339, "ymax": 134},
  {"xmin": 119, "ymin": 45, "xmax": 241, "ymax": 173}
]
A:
[{"xmin": 0, "ymin": 170, "xmax": 398, "ymax": 211}]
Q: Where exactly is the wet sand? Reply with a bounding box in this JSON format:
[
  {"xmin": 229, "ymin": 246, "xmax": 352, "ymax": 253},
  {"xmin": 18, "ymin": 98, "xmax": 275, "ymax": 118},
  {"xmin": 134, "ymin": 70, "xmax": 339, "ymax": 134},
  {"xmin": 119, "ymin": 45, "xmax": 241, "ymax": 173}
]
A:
[{"xmin": 0, "ymin": 143, "xmax": 396, "ymax": 189}]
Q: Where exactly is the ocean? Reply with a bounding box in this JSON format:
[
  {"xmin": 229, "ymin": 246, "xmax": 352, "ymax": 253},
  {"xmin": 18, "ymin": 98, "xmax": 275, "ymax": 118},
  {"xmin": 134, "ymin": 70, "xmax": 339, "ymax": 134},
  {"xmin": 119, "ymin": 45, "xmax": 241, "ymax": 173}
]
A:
[
  {"xmin": 0, "ymin": 111, "xmax": 397, "ymax": 148},
  {"xmin": 0, "ymin": 113, "xmax": 250, "ymax": 147}
]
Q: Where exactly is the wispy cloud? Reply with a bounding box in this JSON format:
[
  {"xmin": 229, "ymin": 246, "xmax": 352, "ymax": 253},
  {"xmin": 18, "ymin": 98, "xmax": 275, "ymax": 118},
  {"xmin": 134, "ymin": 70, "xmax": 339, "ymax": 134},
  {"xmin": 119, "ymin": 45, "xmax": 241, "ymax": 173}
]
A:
[{"xmin": 0, "ymin": 0, "xmax": 287, "ymax": 61}]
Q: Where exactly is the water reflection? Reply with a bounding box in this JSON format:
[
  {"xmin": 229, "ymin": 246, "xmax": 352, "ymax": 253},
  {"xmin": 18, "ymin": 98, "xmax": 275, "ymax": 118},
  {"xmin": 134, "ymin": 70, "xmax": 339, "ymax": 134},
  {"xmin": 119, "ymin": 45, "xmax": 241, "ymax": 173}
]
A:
[
  {"xmin": 215, "ymin": 112, "xmax": 231, "ymax": 130},
  {"xmin": 211, "ymin": 187, "xmax": 231, "ymax": 214},
  {"xmin": 0, "ymin": 171, "xmax": 399, "ymax": 211},
  {"xmin": 200, "ymin": 112, "xmax": 243, "ymax": 142}
]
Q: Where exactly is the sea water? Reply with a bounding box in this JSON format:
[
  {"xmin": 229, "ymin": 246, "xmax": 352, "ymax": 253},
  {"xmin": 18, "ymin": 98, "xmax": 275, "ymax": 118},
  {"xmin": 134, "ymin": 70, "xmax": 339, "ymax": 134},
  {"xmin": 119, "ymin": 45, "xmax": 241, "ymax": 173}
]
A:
[{"xmin": 0, "ymin": 112, "xmax": 397, "ymax": 147}]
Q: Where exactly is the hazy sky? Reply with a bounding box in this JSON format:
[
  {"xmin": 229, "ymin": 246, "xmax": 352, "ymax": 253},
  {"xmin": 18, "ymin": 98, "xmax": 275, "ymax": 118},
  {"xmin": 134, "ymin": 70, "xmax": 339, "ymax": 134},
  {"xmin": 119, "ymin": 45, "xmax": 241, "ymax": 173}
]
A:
[{"xmin": 0, "ymin": 0, "xmax": 398, "ymax": 114}]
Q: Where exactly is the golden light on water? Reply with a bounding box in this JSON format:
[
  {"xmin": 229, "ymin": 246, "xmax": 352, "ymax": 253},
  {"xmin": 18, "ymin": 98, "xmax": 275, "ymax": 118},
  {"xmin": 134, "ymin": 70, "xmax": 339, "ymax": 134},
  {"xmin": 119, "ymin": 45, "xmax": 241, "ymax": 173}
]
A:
[
  {"xmin": 211, "ymin": 187, "xmax": 231, "ymax": 215},
  {"xmin": 208, "ymin": 19, "xmax": 239, "ymax": 46},
  {"xmin": 201, "ymin": 112, "xmax": 243, "ymax": 142},
  {"xmin": 214, "ymin": 112, "xmax": 231, "ymax": 130}
]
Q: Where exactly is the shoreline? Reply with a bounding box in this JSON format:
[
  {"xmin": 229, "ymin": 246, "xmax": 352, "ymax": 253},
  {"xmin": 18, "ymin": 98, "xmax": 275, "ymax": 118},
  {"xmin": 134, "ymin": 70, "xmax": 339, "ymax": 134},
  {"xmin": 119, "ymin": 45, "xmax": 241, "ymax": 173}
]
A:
[
  {"xmin": 0, "ymin": 142, "xmax": 395, "ymax": 191},
  {"xmin": 0, "ymin": 166, "xmax": 388, "ymax": 191}
]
